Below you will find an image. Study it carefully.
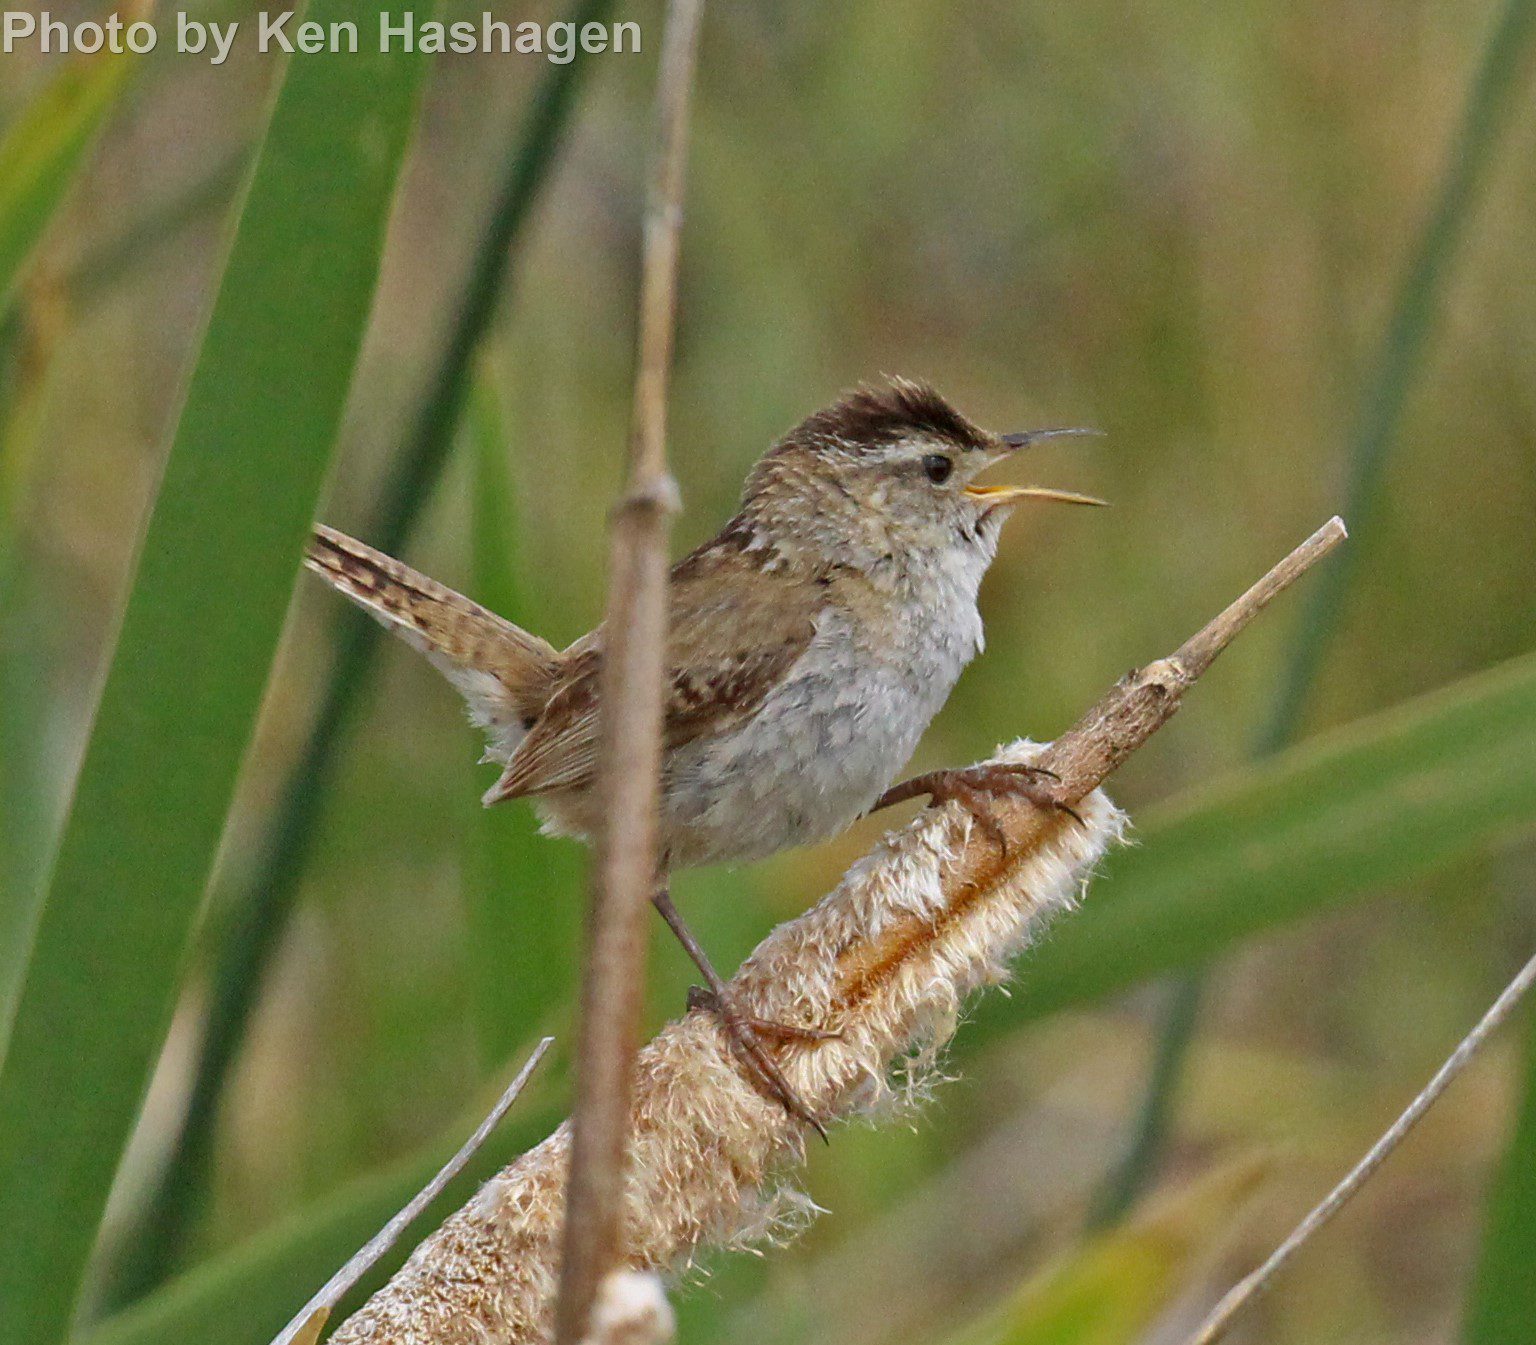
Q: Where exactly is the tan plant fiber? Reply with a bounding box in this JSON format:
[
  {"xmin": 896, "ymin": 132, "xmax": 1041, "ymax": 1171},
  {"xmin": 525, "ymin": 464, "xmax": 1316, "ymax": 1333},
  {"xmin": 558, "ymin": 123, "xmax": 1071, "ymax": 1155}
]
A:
[
  {"xmin": 577, "ymin": 1270, "xmax": 675, "ymax": 1345},
  {"xmin": 328, "ymin": 743, "xmax": 1122, "ymax": 1345}
]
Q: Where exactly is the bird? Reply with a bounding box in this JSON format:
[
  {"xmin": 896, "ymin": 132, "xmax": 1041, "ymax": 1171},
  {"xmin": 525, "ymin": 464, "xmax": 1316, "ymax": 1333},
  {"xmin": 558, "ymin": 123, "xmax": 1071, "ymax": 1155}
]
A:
[{"xmin": 304, "ymin": 377, "xmax": 1103, "ymax": 1133}]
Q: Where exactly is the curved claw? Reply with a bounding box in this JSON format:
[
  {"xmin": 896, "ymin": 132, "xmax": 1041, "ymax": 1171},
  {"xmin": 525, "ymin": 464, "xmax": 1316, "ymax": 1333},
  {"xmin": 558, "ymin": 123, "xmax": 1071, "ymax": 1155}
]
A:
[
  {"xmin": 871, "ymin": 762, "xmax": 1086, "ymax": 855},
  {"xmin": 688, "ymin": 987, "xmax": 832, "ymax": 1142}
]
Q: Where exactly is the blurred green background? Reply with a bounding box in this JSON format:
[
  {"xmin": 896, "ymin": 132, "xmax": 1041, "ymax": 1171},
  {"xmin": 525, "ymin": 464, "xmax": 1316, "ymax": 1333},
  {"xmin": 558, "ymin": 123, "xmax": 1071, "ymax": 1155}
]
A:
[{"xmin": 2, "ymin": 1, "xmax": 1536, "ymax": 1342}]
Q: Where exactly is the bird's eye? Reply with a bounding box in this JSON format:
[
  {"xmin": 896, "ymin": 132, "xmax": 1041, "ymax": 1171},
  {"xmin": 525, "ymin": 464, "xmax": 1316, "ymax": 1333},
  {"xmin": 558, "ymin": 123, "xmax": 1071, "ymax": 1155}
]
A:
[{"xmin": 922, "ymin": 454, "xmax": 954, "ymax": 484}]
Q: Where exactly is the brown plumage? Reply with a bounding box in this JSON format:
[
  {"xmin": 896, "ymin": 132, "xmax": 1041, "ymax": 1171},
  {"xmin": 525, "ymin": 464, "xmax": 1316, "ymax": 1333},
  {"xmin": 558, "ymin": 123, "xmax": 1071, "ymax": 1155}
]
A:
[
  {"xmin": 489, "ymin": 546, "xmax": 823, "ymax": 804},
  {"xmin": 303, "ymin": 520, "xmax": 825, "ymax": 804},
  {"xmin": 304, "ymin": 526, "xmax": 561, "ymax": 752}
]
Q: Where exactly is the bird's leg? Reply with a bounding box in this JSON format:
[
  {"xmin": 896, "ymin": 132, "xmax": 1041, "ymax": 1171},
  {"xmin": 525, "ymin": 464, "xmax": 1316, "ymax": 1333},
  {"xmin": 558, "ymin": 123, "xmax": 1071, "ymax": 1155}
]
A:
[
  {"xmin": 869, "ymin": 762, "xmax": 1084, "ymax": 855},
  {"xmin": 650, "ymin": 884, "xmax": 834, "ymax": 1140}
]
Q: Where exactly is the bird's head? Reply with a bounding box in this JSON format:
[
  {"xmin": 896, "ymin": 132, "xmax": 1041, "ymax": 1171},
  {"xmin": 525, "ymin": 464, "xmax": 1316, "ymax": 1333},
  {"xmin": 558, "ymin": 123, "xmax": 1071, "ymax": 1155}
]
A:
[{"xmin": 740, "ymin": 378, "xmax": 1103, "ymax": 571}]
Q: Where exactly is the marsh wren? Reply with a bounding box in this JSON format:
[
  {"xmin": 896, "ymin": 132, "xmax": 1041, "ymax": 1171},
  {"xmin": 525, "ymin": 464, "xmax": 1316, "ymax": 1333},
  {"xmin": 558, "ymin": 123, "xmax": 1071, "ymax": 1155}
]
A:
[{"xmin": 306, "ymin": 378, "xmax": 1102, "ymax": 1131}]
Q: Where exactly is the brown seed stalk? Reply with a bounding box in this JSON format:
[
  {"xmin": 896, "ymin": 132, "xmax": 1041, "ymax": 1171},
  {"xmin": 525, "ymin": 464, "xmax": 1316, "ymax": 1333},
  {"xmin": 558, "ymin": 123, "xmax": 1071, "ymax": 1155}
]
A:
[{"xmin": 555, "ymin": 2, "xmax": 705, "ymax": 1343}]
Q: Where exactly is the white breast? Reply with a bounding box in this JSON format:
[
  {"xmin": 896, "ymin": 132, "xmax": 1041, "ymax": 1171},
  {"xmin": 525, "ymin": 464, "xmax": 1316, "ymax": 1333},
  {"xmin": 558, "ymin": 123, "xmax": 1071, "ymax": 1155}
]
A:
[{"xmin": 662, "ymin": 545, "xmax": 989, "ymax": 868}]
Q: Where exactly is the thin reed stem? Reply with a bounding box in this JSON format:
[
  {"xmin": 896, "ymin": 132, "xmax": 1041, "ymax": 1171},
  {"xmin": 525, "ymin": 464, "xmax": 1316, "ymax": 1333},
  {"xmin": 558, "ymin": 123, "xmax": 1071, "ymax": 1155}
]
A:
[
  {"xmin": 268, "ymin": 1040, "xmax": 552, "ymax": 1345},
  {"xmin": 553, "ymin": 3, "xmax": 704, "ymax": 1342},
  {"xmin": 1186, "ymin": 949, "xmax": 1536, "ymax": 1345}
]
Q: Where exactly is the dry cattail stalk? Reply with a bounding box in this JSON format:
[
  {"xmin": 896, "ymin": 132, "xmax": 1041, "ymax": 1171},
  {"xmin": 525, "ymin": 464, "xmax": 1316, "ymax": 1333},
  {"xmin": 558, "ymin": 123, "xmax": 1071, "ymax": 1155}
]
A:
[
  {"xmin": 329, "ymin": 750, "xmax": 1122, "ymax": 1345},
  {"xmin": 326, "ymin": 518, "xmax": 1346, "ymax": 1345},
  {"xmin": 559, "ymin": 0, "xmax": 704, "ymax": 1339}
]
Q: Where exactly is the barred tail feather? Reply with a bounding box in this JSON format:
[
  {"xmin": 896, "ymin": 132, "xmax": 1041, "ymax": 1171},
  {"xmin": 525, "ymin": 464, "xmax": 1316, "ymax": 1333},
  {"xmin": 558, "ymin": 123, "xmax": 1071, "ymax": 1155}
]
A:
[{"xmin": 304, "ymin": 525, "xmax": 562, "ymax": 761}]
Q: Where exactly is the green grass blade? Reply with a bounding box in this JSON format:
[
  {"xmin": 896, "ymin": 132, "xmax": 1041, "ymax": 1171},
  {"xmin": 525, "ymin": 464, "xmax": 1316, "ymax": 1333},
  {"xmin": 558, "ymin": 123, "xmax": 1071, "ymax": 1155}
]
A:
[
  {"xmin": 1105, "ymin": 0, "xmax": 1536, "ymax": 1221},
  {"xmin": 464, "ymin": 364, "xmax": 580, "ymax": 1063},
  {"xmin": 0, "ymin": 316, "xmax": 64, "ymax": 1036},
  {"xmin": 110, "ymin": 1, "xmax": 614, "ymax": 1300},
  {"xmin": 81, "ymin": 651, "xmax": 1536, "ymax": 1345},
  {"xmin": 1464, "ymin": 1015, "xmax": 1536, "ymax": 1340},
  {"xmin": 0, "ymin": 561, "xmax": 49, "ymax": 1025},
  {"xmin": 466, "ymin": 367, "xmax": 524, "ymax": 659},
  {"xmin": 0, "ymin": 36, "xmax": 135, "ymax": 312},
  {"xmin": 1087, "ymin": 971, "xmax": 1202, "ymax": 1228},
  {"xmin": 1257, "ymin": 0, "xmax": 1536, "ymax": 751},
  {"xmin": 0, "ymin": 13, "xmax": 430, "ymax": 1343},
  {"xmin": 974, "ymin": 648, "xmax": 1536, "ymax": 1030},
  {"xmin": 0, "ymin": 38, "xmax": 137, "ymax": 924}
]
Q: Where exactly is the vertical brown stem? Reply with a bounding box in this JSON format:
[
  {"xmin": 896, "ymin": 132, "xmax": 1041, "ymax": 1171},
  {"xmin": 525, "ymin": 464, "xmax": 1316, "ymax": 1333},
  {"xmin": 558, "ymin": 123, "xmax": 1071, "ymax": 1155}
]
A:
[{"xmin": 553, "ymin": 3, "xmax": 705, "ymax": 1342}]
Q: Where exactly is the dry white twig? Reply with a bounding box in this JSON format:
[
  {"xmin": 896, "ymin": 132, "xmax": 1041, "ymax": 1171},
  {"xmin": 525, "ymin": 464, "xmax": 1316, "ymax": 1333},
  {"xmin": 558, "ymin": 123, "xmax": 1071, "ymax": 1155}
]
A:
[
  {"xmin": 325, "ymin": 520, "xmax": 1345, "ymax": 1345},
  {"xmin": 268, "ymin": 1039, "xmax": 551, "ymax": 1345},
  {"xmin": 559, "ymin": 2, "xmax": 705, "ymax": 1342},
  {"xmin": 1186, "ymin": 948, "xmax": 1536, "ymax": 1345}
]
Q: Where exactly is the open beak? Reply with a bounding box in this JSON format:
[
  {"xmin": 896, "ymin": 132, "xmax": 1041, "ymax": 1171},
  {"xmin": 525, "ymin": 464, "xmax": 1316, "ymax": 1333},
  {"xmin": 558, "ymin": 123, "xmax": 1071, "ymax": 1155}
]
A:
[
  {"xmin": 963, "ymin": 427, "xmax": 1108, "ymax": 508},
  {"xmin": 963, "ymin": 483, "xmax": 1107, "ymax": 507}
]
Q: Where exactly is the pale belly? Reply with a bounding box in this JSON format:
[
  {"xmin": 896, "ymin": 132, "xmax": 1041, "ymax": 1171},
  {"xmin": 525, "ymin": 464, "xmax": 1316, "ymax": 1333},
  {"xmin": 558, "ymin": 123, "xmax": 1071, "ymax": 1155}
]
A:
[{"xmin": 658, "ymin": 602, "xmax": 983, "ymax": 868}]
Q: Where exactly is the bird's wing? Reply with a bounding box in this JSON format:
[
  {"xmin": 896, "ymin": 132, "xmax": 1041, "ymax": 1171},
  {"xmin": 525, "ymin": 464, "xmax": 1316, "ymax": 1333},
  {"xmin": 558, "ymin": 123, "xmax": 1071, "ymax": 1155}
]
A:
[
  {"xmin": 484, "ymin": 542, "xmax": 823, "ymax": 804},
  {"xmin": 305, "ymin": 525, "xmax": 564, "ymax": 761}
]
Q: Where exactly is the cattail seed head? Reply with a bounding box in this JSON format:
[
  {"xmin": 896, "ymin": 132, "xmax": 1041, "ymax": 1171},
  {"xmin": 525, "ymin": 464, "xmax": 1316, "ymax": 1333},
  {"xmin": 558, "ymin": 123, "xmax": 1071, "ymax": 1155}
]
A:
[{"xmin": 329, "ymin": 741, "xmax": 1124, "ymax": 1345}]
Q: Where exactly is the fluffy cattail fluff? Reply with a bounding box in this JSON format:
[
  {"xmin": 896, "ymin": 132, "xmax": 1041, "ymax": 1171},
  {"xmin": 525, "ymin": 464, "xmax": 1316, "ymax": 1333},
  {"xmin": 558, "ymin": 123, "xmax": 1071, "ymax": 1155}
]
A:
[
  {"xmin": 577, "ymin": 1270, "xmax": 674, "ymax": 1345},
  {"xmin": 329, "ymin": 741, "xmax": 1125, "ymax": 1345}
]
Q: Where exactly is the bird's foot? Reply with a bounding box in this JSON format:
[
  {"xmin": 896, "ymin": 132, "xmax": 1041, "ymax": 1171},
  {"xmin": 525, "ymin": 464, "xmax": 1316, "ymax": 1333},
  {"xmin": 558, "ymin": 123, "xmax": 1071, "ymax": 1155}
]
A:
[
  {"xmin": 686, "ymin": 986, "xmax": 836, "ymax": 1140},
  {"xmin": 874, "ymin": 762, "xmax": 1084, "ymax": 856}
]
